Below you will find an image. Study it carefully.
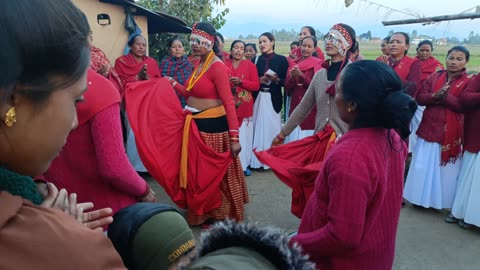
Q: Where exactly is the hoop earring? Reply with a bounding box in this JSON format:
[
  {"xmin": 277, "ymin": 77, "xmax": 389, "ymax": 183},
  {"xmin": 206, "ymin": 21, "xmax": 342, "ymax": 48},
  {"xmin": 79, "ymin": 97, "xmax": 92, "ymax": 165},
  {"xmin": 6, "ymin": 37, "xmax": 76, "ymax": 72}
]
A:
[{"xmin": 4, "ymin": 107, "xmax": 16, "ymax": 127}]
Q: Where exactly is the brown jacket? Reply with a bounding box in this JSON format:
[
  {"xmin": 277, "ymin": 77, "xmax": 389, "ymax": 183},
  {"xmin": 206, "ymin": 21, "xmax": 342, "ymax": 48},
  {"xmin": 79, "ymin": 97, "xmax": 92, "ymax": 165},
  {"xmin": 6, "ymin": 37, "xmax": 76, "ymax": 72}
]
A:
[{"xmin": 0, "ymin": 191, "xmax": 126, "ymax": 270}]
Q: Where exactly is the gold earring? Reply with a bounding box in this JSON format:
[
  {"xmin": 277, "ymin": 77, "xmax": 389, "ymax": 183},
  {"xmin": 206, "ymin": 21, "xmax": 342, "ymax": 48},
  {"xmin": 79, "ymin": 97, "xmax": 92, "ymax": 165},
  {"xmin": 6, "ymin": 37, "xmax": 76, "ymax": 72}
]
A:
[
  {"xmin": 348, "ymin": 107, "xmax": 351, "ymax": 113},
  {"xmin": 5, "ymin": 107, "xmax": 16, "ymax": 127}
]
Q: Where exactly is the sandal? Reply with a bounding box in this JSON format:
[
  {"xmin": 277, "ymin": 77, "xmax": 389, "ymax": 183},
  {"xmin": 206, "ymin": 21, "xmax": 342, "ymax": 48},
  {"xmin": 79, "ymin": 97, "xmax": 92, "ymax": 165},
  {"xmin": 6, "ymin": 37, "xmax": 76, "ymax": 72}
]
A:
[
  {"xmin": 458, "ymin": 220, "xmax": 473, "ymax": 230},
  {"xmin": 444, "ymin": 213, "xmax": 459, "ymax": 224}
]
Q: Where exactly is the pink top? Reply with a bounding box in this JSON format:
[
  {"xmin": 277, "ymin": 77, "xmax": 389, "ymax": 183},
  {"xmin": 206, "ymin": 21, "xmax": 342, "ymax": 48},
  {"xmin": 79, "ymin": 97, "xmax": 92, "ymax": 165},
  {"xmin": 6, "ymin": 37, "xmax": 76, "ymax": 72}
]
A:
[
  {"xmin": 292, "ymin": 128, "xmax": 406, "ymax": 270},
  {"xmin": 44, "ymin": 104, "xmax": 147, "ymax": 216}
]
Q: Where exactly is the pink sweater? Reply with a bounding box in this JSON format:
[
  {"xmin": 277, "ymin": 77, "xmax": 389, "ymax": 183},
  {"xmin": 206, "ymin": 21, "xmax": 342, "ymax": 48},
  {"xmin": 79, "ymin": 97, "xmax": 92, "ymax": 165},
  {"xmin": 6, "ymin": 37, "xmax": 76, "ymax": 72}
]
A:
[
  {"xmin": 44, "ymin": 104, "xmax": 147, "ymax": 216},
  {"xmin": 292, "ymin": 128, "xmax": 406, "ymax": 270}
]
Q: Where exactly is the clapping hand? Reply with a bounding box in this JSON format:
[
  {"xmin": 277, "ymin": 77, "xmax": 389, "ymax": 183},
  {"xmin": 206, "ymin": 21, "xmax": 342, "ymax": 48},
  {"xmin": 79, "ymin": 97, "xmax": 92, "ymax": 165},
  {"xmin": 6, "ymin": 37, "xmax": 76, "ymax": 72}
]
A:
[
  {"xmin": 137, "ymin": 64, "xmax": 149, "ymax": 80},
  {"xmin": 38, "ymin": 182, "xmax": 113, "ymax": 231}
]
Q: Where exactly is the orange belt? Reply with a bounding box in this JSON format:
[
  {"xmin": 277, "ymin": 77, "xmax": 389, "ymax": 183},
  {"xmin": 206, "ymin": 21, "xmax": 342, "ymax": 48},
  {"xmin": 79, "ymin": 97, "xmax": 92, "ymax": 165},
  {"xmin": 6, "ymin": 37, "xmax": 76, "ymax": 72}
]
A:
[{"xmin": 180, "ymin": 105, "xmax": 226, "ymax": 188}]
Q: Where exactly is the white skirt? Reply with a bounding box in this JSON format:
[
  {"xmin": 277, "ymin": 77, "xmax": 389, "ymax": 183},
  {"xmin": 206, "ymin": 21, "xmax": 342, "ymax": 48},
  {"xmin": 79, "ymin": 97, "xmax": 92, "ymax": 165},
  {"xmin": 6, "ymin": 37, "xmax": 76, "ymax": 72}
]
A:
[
  {"xmin": 239, "ymin": 117, "xmax": 254, "ymax": 171},
  {"xmin": 284, "ymin": 126, "xmax": 315, "ymax": 144},
  {"xmin": 451, "ymin": 151, "xmax": 480, "ymax": 226},
  {"xmin": 285, "ymin": 95, "xmax": 291, "ymax": 121},
  {"xmin": 126, "ymin": 126, "xmax": 148, "ymax": 173},
  {"xmin": 408, "ymin": 105, "xmax": 425, "ymax": 153},
  {"xmin": 250, "ymin": 91, "xmax": 282, "ymax": 169},
  {"xmin": 403, "ymin": 138, "xmax": 461, "ymax": 209}
]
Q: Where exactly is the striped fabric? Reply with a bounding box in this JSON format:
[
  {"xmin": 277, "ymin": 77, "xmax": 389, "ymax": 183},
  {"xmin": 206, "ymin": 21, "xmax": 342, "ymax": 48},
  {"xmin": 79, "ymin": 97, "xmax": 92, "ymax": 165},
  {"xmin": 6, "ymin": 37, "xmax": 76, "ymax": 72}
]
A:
[{"xmin": 187, "ymin": 131, "xmax": 249, "ymax": 226}]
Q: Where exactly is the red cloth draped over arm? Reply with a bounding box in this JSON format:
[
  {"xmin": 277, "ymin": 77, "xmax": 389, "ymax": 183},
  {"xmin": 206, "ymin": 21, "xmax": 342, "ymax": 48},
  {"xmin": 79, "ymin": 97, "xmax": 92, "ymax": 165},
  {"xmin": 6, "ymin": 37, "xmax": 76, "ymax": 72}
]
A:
[{"xmin": 125, "ymin": 78, "xmax": 232, "ymax": 214}]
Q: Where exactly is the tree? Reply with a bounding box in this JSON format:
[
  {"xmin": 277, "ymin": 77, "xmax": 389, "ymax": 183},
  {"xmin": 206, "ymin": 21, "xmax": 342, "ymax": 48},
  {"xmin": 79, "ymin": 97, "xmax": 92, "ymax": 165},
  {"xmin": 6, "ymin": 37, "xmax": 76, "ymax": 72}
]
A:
[
  {"xmin": 411, "ymin": 30, "xmax": 418, "ymax": 39},
  {"xmin": 137, "ymin": 0, "xmax": 229, "ymax": 59},
  {"xmin": 388, "ymin": 30, "xmax": 395, "ymax": 37}
]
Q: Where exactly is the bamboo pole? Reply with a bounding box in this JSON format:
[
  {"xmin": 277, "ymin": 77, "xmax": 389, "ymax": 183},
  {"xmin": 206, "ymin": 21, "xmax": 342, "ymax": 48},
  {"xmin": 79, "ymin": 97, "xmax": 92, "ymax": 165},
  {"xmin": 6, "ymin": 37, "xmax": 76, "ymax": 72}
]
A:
[{"xmin": 383, "ymin": 12, "xmax": 480, "ymax": 26}]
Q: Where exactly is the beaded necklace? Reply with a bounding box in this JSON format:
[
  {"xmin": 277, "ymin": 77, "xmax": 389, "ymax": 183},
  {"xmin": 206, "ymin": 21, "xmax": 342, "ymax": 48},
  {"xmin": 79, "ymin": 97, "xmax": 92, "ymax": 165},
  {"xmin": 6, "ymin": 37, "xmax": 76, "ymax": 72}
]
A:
[{"xmin": 187, "ymin": 50, "xmax": 215, "ymax": 91}]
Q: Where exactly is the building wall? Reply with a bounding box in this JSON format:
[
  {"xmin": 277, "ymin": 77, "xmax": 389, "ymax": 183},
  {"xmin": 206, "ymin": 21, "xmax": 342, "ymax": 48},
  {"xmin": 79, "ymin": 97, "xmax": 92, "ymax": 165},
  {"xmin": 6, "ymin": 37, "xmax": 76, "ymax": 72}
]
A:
[{"xmin": 72, "ymin": 0, "xmax": 148, "ymax": 62}]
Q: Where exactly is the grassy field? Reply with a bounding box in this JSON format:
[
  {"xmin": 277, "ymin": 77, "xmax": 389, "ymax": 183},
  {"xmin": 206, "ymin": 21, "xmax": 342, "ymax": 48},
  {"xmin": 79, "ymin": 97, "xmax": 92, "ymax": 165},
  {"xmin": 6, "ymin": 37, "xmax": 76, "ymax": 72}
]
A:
[{"xmin": 225, "ymin": 40, "xmax": 480, "ymax": 73}]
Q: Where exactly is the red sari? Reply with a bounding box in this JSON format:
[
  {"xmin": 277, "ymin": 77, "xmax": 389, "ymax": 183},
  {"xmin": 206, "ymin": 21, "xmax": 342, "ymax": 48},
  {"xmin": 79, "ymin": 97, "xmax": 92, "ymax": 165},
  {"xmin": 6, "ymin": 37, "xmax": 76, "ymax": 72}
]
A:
[
  {"xmin": 285, "ymin": 56, "xmax": 322, "ymax": 130},
  {"xmin": 417, "ymin": 56, "xmax": 444, "ymax": 81},
  {"xmin": 114, "ymin": 53, "xmax": 161, "ymax": 89},
  {"xmin": 225, "ymin": 59, "xmax": 260, "ymax": 127},
  {"xmin": 90, "ymin": 45, "xmax": 123, "ymax": 95}
]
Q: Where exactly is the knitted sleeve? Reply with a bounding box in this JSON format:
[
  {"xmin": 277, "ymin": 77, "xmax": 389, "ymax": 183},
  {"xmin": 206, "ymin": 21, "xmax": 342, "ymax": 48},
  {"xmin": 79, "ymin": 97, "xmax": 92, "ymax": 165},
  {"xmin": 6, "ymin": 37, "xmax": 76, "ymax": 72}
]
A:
[
  {"xmin": 90, "ymin": 104, "xmax": 148, "ymax": 197},
  {"xmin": 460, "ymin": 74, "xmax": 480, "ymax": 109},
  {"xmin": 292, "ymin": 151, "xmax": 371, "ymax": 259}
]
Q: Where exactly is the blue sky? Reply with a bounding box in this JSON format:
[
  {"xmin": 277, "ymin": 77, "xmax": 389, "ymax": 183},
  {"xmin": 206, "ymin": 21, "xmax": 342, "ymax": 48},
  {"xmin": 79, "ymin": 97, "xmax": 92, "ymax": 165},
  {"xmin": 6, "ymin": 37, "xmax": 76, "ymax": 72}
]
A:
[{"xmin": 218, "ymin": 0, "xmax": 479, "ymax": 39}]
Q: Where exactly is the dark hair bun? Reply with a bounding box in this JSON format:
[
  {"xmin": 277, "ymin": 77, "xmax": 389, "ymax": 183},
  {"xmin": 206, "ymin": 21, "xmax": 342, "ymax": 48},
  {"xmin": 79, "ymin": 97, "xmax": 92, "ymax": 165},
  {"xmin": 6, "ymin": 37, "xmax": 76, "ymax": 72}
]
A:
[{"xmin": 380, "ymin": 90, "xmax": 418, "ymax": 138}]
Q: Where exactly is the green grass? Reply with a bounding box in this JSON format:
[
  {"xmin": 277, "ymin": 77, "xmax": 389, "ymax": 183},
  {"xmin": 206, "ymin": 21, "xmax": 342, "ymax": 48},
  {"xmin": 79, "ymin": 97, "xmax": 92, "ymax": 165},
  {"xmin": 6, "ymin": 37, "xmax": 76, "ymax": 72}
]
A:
[{"xmin": 226, "ymin": 40, "xmax": 480, "ymax": 73}]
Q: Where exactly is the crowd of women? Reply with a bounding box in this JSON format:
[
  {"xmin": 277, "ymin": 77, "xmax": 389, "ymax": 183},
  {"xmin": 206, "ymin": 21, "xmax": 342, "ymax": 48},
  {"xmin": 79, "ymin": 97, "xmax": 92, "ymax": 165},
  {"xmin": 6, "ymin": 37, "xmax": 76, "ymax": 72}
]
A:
[{"xmin": 1, "ymin": 0, "xmax": 480, "ymax": 269}]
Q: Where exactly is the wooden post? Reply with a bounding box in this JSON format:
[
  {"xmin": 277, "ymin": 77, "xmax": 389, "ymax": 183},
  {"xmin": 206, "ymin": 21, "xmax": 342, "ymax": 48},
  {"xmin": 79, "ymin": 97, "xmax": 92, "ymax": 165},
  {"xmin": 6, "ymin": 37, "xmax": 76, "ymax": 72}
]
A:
[{"xmin": 383, "ymin": 12, "xmax": 480, "ymax": 26}]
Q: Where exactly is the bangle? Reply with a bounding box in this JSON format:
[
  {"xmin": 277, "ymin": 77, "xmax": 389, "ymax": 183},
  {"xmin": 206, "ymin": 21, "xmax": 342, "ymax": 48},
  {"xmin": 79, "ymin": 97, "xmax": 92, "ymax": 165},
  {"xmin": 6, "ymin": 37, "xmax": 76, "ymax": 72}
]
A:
[
  {"xmin": 172, "ymin": 81, "xmax": 177, "ymax": 88},
  {"xmin": 230, "ymin": 137, "xmax": 239, "ymax": 141},
  {"xmin": 276, "ymin": 134, "xmax": 285, "ymax": 141}
]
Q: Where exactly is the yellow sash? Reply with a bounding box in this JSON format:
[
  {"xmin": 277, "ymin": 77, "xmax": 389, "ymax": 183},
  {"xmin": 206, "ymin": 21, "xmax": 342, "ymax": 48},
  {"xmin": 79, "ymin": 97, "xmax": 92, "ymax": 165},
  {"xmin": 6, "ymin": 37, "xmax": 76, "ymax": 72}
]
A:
[{"xmin": 180, "ymin": 105, "xmax": 226, "ymax": 188}]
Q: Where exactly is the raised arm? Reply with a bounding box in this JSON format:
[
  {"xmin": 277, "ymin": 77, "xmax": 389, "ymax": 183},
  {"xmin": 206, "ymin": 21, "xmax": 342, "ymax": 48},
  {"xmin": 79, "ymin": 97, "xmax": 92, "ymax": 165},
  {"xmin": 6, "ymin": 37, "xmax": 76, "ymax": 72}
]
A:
[
  {"xmin": 416, "ymin": 73, "xmax": 443, "ymax": 106},
  {"xmin": 211, "ymin": 62, "xmax": 239, "ymax": 135},
  {"xmin": 238, "ymin": 61, "xmax": 260, "ymax": 92}
]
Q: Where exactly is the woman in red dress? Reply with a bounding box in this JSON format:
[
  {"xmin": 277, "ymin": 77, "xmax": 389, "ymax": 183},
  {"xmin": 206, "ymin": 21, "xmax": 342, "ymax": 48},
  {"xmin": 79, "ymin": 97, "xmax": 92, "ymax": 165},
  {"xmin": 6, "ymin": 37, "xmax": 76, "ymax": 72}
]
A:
[
  {"xmin": 409, "ymin": 39, "xmax": 445, "ymax": 152},
  {"xmin": 292, "ymin": 60, "xmax": 417, "ymax": 270},
  {"xmin": 225, "ymin": 40, "xmax": 260, "ymax": 176},
  {"xmin": 115, "ymin": 34, "xmax": 161, "ymax": 173},
  {"xmin": 125, "ymin": 22, "xmax": 248, "ymax": 227},
  {"xmin": 377, "ymin": 32, "xmax": 421, "ymax": 98},
  {"xmin": 284, "ymin": 36, "xmax": 323, "ymax": 143},
  {"xmin": 114, "ymin": 35, "xmax": 161, "ymax": 87}
]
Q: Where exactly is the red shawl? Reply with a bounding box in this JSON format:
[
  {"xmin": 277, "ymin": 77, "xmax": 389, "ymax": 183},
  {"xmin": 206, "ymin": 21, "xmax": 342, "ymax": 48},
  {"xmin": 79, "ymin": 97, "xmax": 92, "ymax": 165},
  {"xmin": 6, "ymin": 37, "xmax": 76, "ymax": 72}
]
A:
[
  {"xmin": 417, "ymin": 56, "xmax": 444, "ymax": 81},
  {"xmin": 291, "ymin": 47, "xmax": 325, "ymax": 61},
  {"xmin": 288, "ymin": 55, "xmax": 323, "ymax": 74},
  {"xmin": 77, "ymin": 69, "xmax": 121, "ymax": 126},
  {"xmin": 114, "ymin": 54, "xmax": 161, "ymax": 89},
  {"xmin": 433, "ymin": 72, "xmax": 467, "ymax": 165},
  {"xmin": 124, "ymin": 78, "xmax": 232, "ymax": 215},
  {"xmin": 254, "ymin": 125, "xmax": 336, "ymax": 218},
  {"xmin": 389, "ymin": 56, "xmax": 417, "ymax": 81},
  {"xmin": 89, "ymin": 45, "xmax": 124, "ymax": 95}
]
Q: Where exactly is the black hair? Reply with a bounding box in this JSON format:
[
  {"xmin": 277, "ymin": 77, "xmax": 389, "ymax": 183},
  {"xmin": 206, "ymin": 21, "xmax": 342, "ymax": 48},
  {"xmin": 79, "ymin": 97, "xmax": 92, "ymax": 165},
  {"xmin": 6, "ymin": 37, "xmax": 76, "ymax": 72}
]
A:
[
  {"xmin": 128, "ymin": 34, "xmax": 146, "ymax": 47},
  {"xmin": 301, "ymin": 26, "xmax": 316, "ymax": 38},
  {"xmin": 391, "ymin": 32, "xmax": 410, "ymax": 55},
  {"xmin": 216, "ymin": 32, "xmax": 225, "ymax": 43},
  {"xmin": 245, "ymin": 43, "xmax": 257, "ymax": 53},
  {"xmin": 301, "ymin": 36, "xmax": 318, "ymax": 48},
  {"xmin": 352, "ymin": 42, "xmax": 359, "ymax": 53},
  {"xmin": 290, "ymin": 41, "xmax": 300, "ymax": 47},
  {"xmin": 340, "ymin": 60, "xmax": 417, "ymax": 140},
  {"xmin": 447, "ymin": 45, "xmax": 470, "ymax": 62},
  {"xmin": 195, "ymin": 22, "xmax": 220, "ymax": 55},
  {"xmin": 229, "ymin": 40, "xmax": 246, "ymax": 59},
  {"xmin": 167, "ymin": 35, "xmax": 183, "ymax": 48},
  {"xmin": 0, "ymin": 0, "xmax": 90, "ymax": 103},
  {"xmin": 383, "ymin": 36, "xmax": 391, "ymax": 43},
  {"xmin": 417, "ymin": 40, "xmax": 433, "ymax": 51},
  {"xmin": 259, "ymin": 32, "xmax": 276, "ymax": 51}
]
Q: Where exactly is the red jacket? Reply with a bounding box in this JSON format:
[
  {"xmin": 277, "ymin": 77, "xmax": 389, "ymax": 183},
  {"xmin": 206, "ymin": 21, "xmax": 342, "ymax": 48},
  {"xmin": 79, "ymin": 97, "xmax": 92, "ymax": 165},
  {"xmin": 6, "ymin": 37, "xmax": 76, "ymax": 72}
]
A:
[
  {"xmin": 292, "ymin": 128, "xmax": 406, "ymax": 270},
  {"xmin": 416, "ymin": 70, "xmax": 469, "ymax": 144},
  {"xmin": 459, "ymin": 74, "xmax": 480, "ymax": 153}
]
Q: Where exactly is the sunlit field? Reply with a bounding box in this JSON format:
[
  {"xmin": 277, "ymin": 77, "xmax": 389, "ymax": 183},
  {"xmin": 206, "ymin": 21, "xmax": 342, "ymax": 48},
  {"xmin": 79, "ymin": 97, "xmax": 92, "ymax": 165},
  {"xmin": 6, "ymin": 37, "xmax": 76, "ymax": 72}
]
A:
[{"xmin": 225, "ymin": 40, "xmax": 480, "ymax": 73}]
